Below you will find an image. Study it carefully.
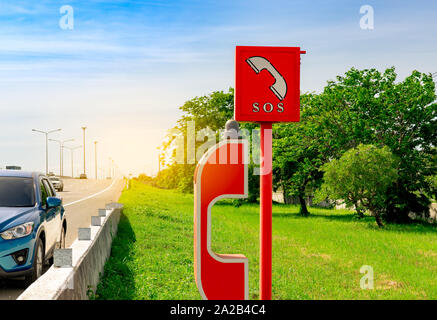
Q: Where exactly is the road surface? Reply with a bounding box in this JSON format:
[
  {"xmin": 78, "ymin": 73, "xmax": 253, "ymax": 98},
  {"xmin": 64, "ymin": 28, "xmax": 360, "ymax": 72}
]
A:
[{"xmin": 0, "ymin": 178, "xmax": 124, "ymax": 300}]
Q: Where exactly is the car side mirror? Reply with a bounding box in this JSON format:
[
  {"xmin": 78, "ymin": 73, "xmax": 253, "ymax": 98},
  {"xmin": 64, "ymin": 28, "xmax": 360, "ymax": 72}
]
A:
[{"xmin": 47, "ymin": 197, "xmax": 62, "ymax": 208}]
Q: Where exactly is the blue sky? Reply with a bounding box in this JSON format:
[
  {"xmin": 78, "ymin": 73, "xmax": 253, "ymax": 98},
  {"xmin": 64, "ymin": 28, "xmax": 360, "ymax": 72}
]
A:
[{"xmin": 0, "ymin": 0, "xmax": 436, "ymax": 176}]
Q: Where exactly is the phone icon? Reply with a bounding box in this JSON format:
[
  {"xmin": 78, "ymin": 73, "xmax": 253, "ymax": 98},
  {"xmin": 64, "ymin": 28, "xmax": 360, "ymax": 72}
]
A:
[{"xmin": 246, "ymin": 56, "xmax": 287, "ymax": 101}]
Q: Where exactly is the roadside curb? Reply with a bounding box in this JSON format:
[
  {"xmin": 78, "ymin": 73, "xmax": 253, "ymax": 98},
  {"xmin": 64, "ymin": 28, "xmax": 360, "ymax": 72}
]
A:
[{"xmin": 17, "ymin": 203, "xmax": 123, "ymax": 300}]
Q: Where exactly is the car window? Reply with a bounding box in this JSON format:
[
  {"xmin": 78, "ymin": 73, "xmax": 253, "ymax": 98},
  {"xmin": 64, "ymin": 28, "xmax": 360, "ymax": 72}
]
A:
[
  {"xmin": 40, "ymin": 181, "xmax": 48, "ymax": 207},
  {"xmin": 42, "ymin": 179, "xmax": 54, "ymax": 197},
  {"xmin": 0, "ymin": 177, "xmax": 35, "ymax": 207},
  {"xmin": 45, "ymin": 179, "xmax": 57, "ymax": 196}
]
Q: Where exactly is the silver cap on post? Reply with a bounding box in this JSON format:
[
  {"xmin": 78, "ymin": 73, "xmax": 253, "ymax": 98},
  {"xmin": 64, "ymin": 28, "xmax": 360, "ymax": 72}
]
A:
[{"xmin": 224, "ymin": 120, "xmax": 240, "ymax": 139}]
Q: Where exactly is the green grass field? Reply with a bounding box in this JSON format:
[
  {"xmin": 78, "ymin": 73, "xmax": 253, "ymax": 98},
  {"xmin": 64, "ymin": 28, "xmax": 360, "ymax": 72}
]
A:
[{"xmin": 95, "ymin": 181, "xmax": 437, "ymax": 300}]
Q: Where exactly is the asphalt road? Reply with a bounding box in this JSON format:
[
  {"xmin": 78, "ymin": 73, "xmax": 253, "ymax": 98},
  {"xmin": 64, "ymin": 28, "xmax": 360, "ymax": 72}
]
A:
[{"xmin": 0, "ymin": 178, "xmax": 124, "ymax": 300}]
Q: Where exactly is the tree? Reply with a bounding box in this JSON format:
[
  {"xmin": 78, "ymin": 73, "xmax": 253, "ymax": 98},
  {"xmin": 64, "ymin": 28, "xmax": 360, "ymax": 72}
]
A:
[
  {"xmin": 318, "ymin": 144, "xmax": 398, "ymax": 227},
  {"xmin": 159, "ymin": 88, "xmax": 260, "ymax": 199},
  {"xmin": 304, "ymin": 68, "xmax": 436, "ymax": 222},
  {"xmin": 273, "ymin": 94, "xmax": 326, "ymax": 216},
  {"xmin": 136, "ymin": 174, "xmax": 153, "ymax": 184}
]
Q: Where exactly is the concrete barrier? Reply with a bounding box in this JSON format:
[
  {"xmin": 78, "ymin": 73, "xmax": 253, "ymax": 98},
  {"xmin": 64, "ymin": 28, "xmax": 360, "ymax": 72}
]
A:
[{"xmin": 17, "ymin": 203, "xmax": 123, "ymax": 300}]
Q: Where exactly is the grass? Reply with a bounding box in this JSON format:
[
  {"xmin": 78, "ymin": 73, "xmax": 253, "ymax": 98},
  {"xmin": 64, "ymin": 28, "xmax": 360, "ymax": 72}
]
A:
[{"xmin": 95, "ymin": 181, "xmax": 437, "ymax": 300}]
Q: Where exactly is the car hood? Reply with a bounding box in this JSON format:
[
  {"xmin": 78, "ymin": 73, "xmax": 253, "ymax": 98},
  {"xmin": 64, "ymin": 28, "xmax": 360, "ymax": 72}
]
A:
[{"xmin": 0, "ymin": 207, "xmax": 37, "ymax": 232}]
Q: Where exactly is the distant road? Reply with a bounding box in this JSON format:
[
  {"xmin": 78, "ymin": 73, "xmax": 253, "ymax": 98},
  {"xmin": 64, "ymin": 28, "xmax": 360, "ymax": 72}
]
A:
[
  {"xmin": 61, "ymin": 178, "xmax": 124, "ymax": 246},
  {"xmin": 0, "ymin": 178, "xmax": 124, "ymax": 300}
]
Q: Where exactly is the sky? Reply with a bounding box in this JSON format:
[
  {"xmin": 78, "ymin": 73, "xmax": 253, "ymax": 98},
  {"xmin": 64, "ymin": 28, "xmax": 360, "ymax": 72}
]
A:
[{"xmin": 0, "ymin": 0, "xmax": 436, "ymax": 177}]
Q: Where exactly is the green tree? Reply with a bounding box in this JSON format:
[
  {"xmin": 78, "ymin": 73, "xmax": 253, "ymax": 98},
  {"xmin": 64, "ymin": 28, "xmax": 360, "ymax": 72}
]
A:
[
  {"xmin": 159, "ymin": 88, "xmax": 260, "ymax": 199},
  {"xmin": 273, "ymin": 93, "xmax": 326, "ymax": 215},
  {"xmin": 305, "ymin": 68, "xmax": 436, "ymax": 222},
  {"xmin": 318, "ymin": 144, "xmax": 399, "ymax": 227}
]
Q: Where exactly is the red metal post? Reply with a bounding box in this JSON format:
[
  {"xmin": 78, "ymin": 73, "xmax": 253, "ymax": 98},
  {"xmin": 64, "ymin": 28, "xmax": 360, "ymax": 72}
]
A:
[{"xmin": 260, "ymin": 122, "xmax": 272, "ymax": 300}]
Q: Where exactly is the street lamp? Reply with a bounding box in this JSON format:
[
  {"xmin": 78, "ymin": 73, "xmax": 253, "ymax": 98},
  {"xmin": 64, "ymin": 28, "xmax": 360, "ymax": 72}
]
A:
[
  {"xmin": 112, "ymin": 159, "xmax": 115, "ymax": 179},
  {"xmin": 49, "ymin": 138, "xmax": 74, "ymax": 176},
  {"xmin": 81, "ymin": 127, "xmax": 87, "ymax": 178},
  {"xmin": 94, "ymin": 141, "xmax": 98, "ymax": 180},
  {"xmin": 32, "ymin": 128, "xmax": 62, "ymax": 175},
  {"xmin": 65, "ymin": 145, "xmax": 82, "ymax": 178}
]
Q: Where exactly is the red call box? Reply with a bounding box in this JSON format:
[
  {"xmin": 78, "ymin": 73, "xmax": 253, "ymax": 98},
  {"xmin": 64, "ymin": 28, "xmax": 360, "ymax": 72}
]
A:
[{"xmin": 235, "ymin": 46, "xmax": 304, "ymax": 122}]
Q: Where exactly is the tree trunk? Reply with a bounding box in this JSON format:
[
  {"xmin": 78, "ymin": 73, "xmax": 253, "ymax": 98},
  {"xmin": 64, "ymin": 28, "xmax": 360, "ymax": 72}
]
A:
[
  {"xmin": 354, "ymin": 202, "xmax": 364, "ymax": 219},
  {"xmin": 373, "ymin": 211, "xmax": 384, "ymax": 228},
  {"xmin": 299, "ymin": 195, "xmax": 310, "ymax": 216},
  {"xmin": 282, "ymin": 183, "xmax": 288, "ymax": 204}
]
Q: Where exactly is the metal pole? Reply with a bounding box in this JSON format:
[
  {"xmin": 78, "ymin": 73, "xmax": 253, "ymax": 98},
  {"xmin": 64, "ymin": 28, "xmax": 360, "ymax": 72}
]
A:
[
  {"xmin": 61, "ymin": 139, "xmax": 74, "ymax": 177},
  {"xmin": 94, "ymin": 141, "xmax": 97, "ymax": 179},
  {"xmin": 65, "ymin": 145, "xmax": 81, "ymax": 178},
  {"xmin": 58, "ymin": 141, "xmax": 62, "ymax": 176},
  {"xmin": 260, "ymin": 122, "xmax": 272, "ymax": 300},
  {"xmin": 82, "ymin": 127, "xmax": 87, "ymax": 177},
  {"xmin": 61, "ymin": 145, "xmax": 64, "ymax": 176},
  {"xmin": 33, "ymin": 129, "xmax": 61, "ymax": 176},
  {"xmin": 71, "ymin": 149, "xmax": 74, "ymax": 177},
  {"xmin": 112, "ymin": 159, "xmax": 115, "ymax": 179},
  {"xmin": 45, "ymin": 133, "xmax": 49, "ymax": 175}
]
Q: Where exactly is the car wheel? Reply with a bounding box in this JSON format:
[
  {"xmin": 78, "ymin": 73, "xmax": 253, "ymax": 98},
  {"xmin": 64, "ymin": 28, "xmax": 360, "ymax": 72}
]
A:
[{"xmin": 24, "ymin": 238, "xmax": 44, "ymax": 287}]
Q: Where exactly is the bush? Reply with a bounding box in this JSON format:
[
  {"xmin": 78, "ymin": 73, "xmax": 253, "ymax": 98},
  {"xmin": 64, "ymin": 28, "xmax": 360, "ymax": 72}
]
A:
[{"xmin": 318, "ymin": 144, "xmax": 398, "ymax": 227}]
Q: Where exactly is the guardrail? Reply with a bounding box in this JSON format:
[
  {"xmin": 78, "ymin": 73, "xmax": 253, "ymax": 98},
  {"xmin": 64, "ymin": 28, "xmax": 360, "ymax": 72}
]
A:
[{"xmin": 17, "ymin": 202, "xmax": 123, "ymax": 300}]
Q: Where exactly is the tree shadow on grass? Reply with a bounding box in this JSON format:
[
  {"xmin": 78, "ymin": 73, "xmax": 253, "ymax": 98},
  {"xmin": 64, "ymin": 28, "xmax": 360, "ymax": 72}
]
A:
[
  {"xmin": 94, "ymin": 213, "xmax": 136, "ymax": 300},
  {"xmin": 272, "ymin": 211, "xmax": 437, "ymax": 235}
]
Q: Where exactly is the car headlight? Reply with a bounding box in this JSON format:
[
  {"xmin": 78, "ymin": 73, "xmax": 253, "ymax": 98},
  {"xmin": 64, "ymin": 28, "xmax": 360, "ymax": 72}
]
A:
[{"xmin": 0, "ymin": 222, "xmax": 34, "ymax": 240}]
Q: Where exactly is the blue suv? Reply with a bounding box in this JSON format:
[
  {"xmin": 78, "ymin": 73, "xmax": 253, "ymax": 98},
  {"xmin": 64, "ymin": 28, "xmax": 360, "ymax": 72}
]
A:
[{"xmin": 0, "ymin": 170, "xmax": 67, "ymax": 285}]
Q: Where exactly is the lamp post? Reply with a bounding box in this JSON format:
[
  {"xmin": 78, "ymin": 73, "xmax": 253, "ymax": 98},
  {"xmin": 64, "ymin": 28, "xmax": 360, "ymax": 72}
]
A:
[
  {"xmin": 65, "ymin": 146, "xmax": 82, "ymax": 178},
  {"xmin": 94, "ymin": 141, "xmax": 98, "ymax": 179},
  {"xmin": 32, "ymin": 128, "xmax": 62, "ymax": 175},
  {"xmin": 112, "ymin": 159, "xmax": 115, "ymax": 179},
  {"xmin": 49, "ymin": 138, "xmax": 74, "ymax": 176},
  {"xmin": 81, "ymin": 127, "xmax": 87, "ymax": 178}
]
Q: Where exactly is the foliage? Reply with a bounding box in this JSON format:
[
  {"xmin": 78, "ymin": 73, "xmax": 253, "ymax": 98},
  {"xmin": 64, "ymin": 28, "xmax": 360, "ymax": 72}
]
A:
[
  {"xmin": 155, "ymin": 67, "xmax": 436, "ymax": 222},
  {"xmin": 154, "ymin": 164, "xmax": 195, "ymax": 193},
  {"xmin": 178, "ymin": 88, "xmax": 234, "ymax": 132},
  {"xmin": 273, "ymin": 93, "xmax": 326, "ymax": 216},
  {"xmin": 157, "ymin": 88, "xmax": 260, "ymax": 201},
  {"xmin": 135, "ymin": 174, "xmax": 153, "ymax": 184},
  {"xmin": 311, "ymin": 68, "xmax": 436, "ymax": 222},
  {"xmin": 156, "ymin": 89, "xmax": 234, "ymax": 193},
  {"xmin": 317, "ymin": 144, "xmax": 398, "ymax": 226},
  {"xmin": 275, "ymin": 67, "xmax": 436, "ymax": 222}
]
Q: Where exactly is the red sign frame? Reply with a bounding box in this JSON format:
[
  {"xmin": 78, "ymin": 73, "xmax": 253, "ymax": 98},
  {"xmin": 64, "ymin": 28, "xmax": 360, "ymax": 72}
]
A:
[{"xmin": 234, "ymin": 46, "xmax": 303, "ymax": 122}]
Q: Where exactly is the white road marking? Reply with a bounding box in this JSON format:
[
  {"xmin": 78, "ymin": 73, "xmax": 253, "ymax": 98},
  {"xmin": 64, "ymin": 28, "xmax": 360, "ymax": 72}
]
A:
[{"xmin": 63, "ymin": 179, "xmax": 117, "ymax": 207}]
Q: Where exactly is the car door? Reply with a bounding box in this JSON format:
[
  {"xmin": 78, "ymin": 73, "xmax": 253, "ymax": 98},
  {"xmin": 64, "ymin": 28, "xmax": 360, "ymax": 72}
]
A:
[{"xmin": 40, "ymin": 178, "xmax": 60, "ymax": 254}]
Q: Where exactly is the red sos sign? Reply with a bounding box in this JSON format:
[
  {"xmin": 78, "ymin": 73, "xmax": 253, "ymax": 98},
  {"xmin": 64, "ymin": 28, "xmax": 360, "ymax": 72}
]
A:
[{"xmin": 235, "ymin": 46, "xmax": 304, "ymax": 122}]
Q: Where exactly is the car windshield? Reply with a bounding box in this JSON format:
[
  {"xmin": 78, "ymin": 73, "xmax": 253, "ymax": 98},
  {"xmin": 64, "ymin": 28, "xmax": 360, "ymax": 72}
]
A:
[
  {"xmin": 0, "ymin": 177, "xmax": 35, "ymax": 207},
  {"xmin": 50, "ymin": 177, "xmax": 59, "ymax": 182}
]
